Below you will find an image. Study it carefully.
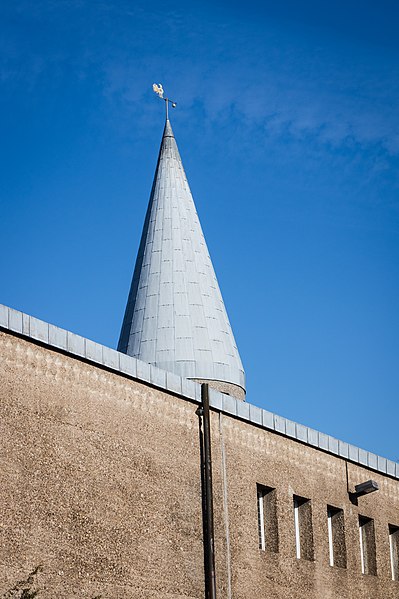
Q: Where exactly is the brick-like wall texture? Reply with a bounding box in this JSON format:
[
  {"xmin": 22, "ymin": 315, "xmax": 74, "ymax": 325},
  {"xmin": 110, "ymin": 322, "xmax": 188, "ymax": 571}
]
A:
[{"xmin": 1, "ymin": 330, "xmax": 398, "ymax": 598}]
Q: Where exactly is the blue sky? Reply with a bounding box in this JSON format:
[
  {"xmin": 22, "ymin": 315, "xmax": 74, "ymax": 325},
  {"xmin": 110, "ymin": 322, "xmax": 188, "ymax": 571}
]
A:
[{"xmin": 1, "ymin": 1, "xmax": 398, "ymax": 461}]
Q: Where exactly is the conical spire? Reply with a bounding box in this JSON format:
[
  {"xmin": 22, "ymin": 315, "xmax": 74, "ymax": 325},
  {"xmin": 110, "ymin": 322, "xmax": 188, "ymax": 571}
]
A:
[{"xmin": 118, "ymin": 119, "xmax": 245, "ymax": 399}]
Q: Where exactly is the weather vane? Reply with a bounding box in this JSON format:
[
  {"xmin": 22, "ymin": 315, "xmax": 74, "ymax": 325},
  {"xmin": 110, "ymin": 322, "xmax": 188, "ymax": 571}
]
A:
[{"xmin": 153, "ymin": 83, "xmax": 177, "ymax": 120}]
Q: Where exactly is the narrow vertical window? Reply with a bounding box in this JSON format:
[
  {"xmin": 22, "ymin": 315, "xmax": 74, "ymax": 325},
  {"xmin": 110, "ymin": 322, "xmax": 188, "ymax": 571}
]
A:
[
  {"xmin": 257, "ymin": 486, "xmax": 265, "ymax": 550},
  {"xmin": 257, "ymin": 485, "xmax": 278, "ymax": 552},
  {"xmin": 327, "ymin": 507, "xmax": 347, "ymax": 568},
  {"xmin": 389, "ymin": 525, "xmax": 399, "ymax": 581},
  {"xmin": 359, "ymin": 516, "xmax": 377, "ymax": 575},
  {"xmin": 293, "ymin": 495, "xmax": 314, "ymax": 561},
  {"xmin": 327, "ymin": 508, "xmax": 334, "ymax": 566},
  {"xmin": 294, "ymin": 497, "xmax": 301, "ymax": 558}
]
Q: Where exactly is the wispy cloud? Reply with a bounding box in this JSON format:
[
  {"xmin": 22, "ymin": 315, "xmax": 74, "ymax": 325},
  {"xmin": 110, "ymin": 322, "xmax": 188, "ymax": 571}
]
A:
[
  {"xmin": 2, "ymin": 0, "xmax": 399, "ymax": 157},
  {"xmin": 99, "ymin": 5, "xmax": 399, "ymax": 157}
]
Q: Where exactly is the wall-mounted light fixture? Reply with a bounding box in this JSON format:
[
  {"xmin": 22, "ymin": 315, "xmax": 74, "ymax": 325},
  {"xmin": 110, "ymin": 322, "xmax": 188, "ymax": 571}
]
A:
[
  {"xmin": 355, "ymin": 480, "xmax": 379, "ymax": 496},
  {"xmin": 349, "ymin": 479, "xmax": 379, "ymax": 505}
]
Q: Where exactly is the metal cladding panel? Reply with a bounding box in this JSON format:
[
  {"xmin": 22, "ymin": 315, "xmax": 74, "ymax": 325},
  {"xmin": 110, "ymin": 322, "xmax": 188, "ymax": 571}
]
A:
[
  {"xmin": 349, "ymin": 445, "xmax": 360, "ymax": 462},
  {"xmin": 85, "ymin": 339, "xmax": 103, "ymax": 363},
  {"xmin": 119, "ymin": 352, "xmax": 137, "ymax": 377},
  {"xmin": 117, "ymin": 119, "xmax": 245, "ymax": 394},
  {"xmin": 262, "ymin": 410, "xmax": 275, "ymax": 429},
  {"xmin": 150, "ymin": 364, "xmax": 167, "ymax": 388},
  {"xmin": 359, "ymin": 448, "xmax": 368, "ymax": 466},
  {"xmin": 296, "ymin": 424, "xmax": 308, "ymax": 443},
  {"xmin": 30, "ymin": 317, "xmax": 49, "ymax": 343},
  {"xmin": 175, "ymin": 337, "xmax": 195, "ymax": 361},
  {"xmin": 181, "ymin": 377, "xmax": 198, "ymax": 401},
  {"xmin": 368, "ymin": 452, "xmax": 378, "ymax": 471},
  {"xmin": 274, "ymin": 415, "xmax": 286, "ymax": 434},
  {"xmin": 209, "ymin": 387, "xmax": 223, "ymax": 411},
  {"xmin": 175, "ymin": 360, "xmax": 197, "ymax": 378},
  {"xmin": 136, "ymin": 360, "xmax": 151, "ymax": 383},
  {"xmin": 387, "ymin": 460, "xmax": 396, "ymax": 477},
  {"xmin": 102, "ymin": 346, "xmax": 120, "ymax": 370},
  {"xmin": 286, "ymin": 419, "xmax": 296, "ymax": 438},
  {"xmin": 319, "ymin": 432, "xmax": 329, "ymax": 451},
  {"xmin": 339, "ymin": 440, "xmax": 349, "ymax": 458},
  {"xmin": 377, "ymin": 455, "xmax": 387, "ymax": 474},
  {"xmin": 67, "ymin": 331, "xmax": 85, "ymax": 357},
  {"xmin": 308, "ymin": 429, "xmax": 319, "ymax": 447},
  {"xmin": 213, "ymin": 361, "xmax": 227, "ymax": 380},
  {"xmin": 237, "ymin": 400, "xmax": 250, "ymax": 420},
  {"xmin": 0, "ymin": 304, "xmax": 8, "ymax": 328},
  {"xmin": 328, "ymin": 436, "xmax": 339, "ymax": 455},
  {"xmin": 9, "ymin": 309, "xmax": 22, "ymax": 333},
  {"xmin": 22, "ymin": 313, "xmax": 30, "ymax": 335},
  {"xmin": 249, "ymin": 404, "xmax": 263, "ymax": 426},
  {"xmin": 127, "ymin": 332, "xmax": 141, "ymax": 355},
  {"xmin": 49, "ymin": 325, "xmax": 67, "ymax": 350},
  {"xmin": 175, "ymin": 314, "xmax": 192, "ymax": 339},
  {"xmin": 157, "ymin": 305, "xmax": 173, "ymax": 328}
]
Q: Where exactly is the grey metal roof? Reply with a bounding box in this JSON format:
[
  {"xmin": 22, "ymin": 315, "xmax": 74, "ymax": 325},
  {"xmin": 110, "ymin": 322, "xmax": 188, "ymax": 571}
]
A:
[
  {"xmin": 117, "ymin": 119, "xmax": 245, "ymax": 392},
  {"xmin": 1, "ymin": 303, "xmax": 398, "ymax": 480}
]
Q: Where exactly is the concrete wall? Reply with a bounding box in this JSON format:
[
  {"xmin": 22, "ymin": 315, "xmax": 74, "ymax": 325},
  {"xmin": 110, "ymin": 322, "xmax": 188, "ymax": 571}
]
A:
[
  {"xmin": 0, "ymin": 332, "xmax": 203, "ymax": 598},
  {"xmin": 214, "ymin": 413, "xmax": 399, "ymax": 598},
  {"xmin": 1, "ymin": 330, "xmax": 398, "ymax": 598}
]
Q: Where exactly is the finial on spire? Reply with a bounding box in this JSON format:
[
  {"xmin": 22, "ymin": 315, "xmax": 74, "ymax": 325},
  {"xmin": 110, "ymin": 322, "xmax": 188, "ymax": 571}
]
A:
[{"xmin": 152, "ymin": 83, "xmax": 177, "ymax": 120}]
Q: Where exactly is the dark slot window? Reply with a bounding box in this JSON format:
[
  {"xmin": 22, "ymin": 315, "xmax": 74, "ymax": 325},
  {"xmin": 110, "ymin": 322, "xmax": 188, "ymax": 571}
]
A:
[
  {"xmin": 257, "ymin": 485, "xmax": 279, "ymax": 552},
  {"xmin": 359, "ymin": 516, "xmax": 377, "ymax": 575},
  {"xmin": 327, "ymin": 506, "xmax": 347, "ymax": 568},
  {"xmin": 389, "ymin": 525, "xmax": 399, "ymax": 581},
  {"xmin": 293, "ymin": 495, "xmax": 314, "ymax": 561}
]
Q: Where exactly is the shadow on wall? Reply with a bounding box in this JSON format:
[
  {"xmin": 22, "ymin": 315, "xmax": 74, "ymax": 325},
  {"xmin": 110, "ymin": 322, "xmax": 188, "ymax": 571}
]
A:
[
  {"xmin": 1, "ymin": 566, "xmax": 42, "ymax": 599},
  {"xmin": 0, "ymin": 566, "xmax": 102, "ymax": 599}
]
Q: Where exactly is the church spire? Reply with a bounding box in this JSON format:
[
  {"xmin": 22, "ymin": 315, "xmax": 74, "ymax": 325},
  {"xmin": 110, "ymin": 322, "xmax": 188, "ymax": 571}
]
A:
[{"xmin": 118, "ymin": 116, "xmax": 245, "ymax": 400}]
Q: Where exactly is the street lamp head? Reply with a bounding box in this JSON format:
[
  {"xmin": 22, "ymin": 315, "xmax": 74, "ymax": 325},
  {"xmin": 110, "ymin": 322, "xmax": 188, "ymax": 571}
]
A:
[{"xmin": 355, "ymin": 480, "xmax": 379, "ymax": 496}]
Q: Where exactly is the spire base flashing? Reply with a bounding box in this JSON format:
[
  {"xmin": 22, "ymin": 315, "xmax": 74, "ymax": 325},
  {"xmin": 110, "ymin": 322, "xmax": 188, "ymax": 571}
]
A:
[{"xmin": 190, "ymin": 378, "xmax": 245, "ymax": 402}]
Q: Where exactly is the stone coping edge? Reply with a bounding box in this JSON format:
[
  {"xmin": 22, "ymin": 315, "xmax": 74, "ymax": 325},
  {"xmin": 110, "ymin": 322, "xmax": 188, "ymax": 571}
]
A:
[{"xmin": 1, "ymin": 303, "xmax": 398, "ymax": 481}]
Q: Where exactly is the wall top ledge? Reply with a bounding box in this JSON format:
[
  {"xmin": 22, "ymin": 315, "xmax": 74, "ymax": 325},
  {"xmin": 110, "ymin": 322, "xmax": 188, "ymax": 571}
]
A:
[{"xmin": 1, "ymin": 303, "xmax": 398, "ymax": 481}]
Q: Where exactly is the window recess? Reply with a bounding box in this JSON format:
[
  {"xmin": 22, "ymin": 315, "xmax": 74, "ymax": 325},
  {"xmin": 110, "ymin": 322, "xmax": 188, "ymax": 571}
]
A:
[
  {"xmin": 359, "ymin": 516, "xmax": 377, "ymax": 575},
  {"xmin": 257, "ymin": 485, "xmax": 278, "ymax": 552},
  {"xmin": 389, "ymin": 525, "xmax": 399, "ymax": 581},
  {"xmin": 327, "ymin": 506, "xmax": 347, "ymax": 568},
  {"xmin": 293, "ymin": 495, "xmax": 314, "ymax": 561}
]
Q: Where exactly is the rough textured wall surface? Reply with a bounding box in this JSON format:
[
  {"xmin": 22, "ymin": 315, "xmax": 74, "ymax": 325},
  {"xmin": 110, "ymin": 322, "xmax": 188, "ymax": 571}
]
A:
[
  {"xmin": 215, "ymin": 413, "xmax": 399, "ymax": 599},
  {"xmin": 1, "ymin": 330, "xmax": 399, "ymax": 599},
  {"xmin": 0, "ymin": 332, "xmax": 204, "ymax": 598}
]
